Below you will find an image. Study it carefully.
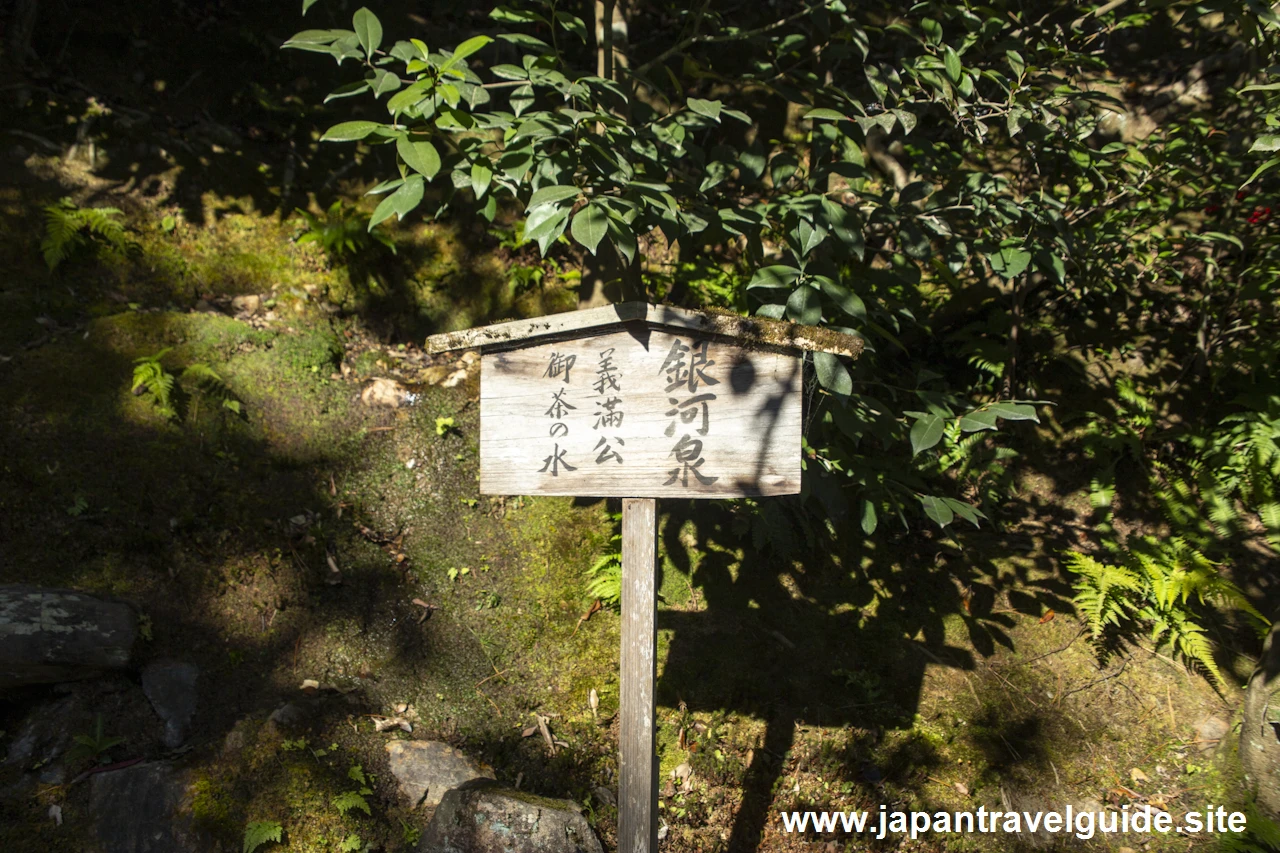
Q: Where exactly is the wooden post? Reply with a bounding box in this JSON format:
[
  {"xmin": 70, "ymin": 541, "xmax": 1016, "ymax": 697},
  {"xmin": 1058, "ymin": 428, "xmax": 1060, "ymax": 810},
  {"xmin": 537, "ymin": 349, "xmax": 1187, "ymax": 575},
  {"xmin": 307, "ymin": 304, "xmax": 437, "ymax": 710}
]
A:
[{"xmin": 619, "ymin": 497, "xmax": 658, "ymax": 853}]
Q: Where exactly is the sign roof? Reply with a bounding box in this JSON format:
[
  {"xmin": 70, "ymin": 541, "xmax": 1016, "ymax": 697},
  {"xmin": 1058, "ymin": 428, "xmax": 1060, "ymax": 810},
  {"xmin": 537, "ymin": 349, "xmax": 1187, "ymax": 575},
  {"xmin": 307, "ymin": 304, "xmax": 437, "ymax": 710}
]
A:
[{"xmin": 426, "ymin": 302, "xmax": 863, "ymax": 359}]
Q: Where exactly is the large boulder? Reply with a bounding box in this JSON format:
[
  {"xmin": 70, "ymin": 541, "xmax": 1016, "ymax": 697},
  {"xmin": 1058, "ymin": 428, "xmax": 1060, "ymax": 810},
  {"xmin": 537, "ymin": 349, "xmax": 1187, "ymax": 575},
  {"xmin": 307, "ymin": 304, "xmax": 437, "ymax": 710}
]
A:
[
  {"xmin": 1243, "ymin": 620, "xmax": 1280, "ymax": 816},
  {"xmin": 89, "ymin": 761, "xmax": 204, "ymax": 853},
  {"xmin": 385, "ymin": 740, "xmax": 495, "ymax": 807},
  {"xmin": 0, "ymin": 585, "xmax": 137, "ymax": 688},
  {"xmin": 418, "ymin": 782, "xmax": 603, "ymax": 853}
]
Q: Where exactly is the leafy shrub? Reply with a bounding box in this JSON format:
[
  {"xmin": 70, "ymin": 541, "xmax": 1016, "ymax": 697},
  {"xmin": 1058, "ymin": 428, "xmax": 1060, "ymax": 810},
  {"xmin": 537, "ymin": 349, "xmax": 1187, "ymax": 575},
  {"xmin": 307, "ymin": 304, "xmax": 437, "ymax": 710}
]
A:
[
  {"xmin": 295, "ymin": 200, "xmax": 395, "ymax": 259},
  {"xmin": 41, "ymin": 197, "xmax": 130, "ymax": 271},
  {"xmin": 1067, "ymin": 539, "xmax": 1269, "ymax": 690},
  {"xmin": 65, "ymin": 715, "xmax": 123, "ymax": 765}
]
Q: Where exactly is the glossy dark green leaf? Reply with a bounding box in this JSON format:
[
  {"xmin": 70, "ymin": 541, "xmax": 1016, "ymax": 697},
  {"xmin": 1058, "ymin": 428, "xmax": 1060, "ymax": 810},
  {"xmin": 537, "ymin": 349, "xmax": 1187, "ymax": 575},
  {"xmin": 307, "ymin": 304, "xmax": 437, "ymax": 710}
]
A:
[
  {"xmin": 470, "ymin": 162, "xmax": 493, "ymax": 198},
  {"xmin": 371, "ymin": 68, "xmax": 400, "ymax": 97},
  {"xmin": 687, "ymin": 98, "xmax": 723, "ymax": 120},
  {"xmin": 813, "ymin": 351, "xmax": 852, "ymax": 395},
  {"xmin": 353, "ymin": 7, "xmax": 382, "ymax": 59},
  {"xmin": 369, "ymin": 175, "xmax": 423, "ymax": 228},
  {"xmin": 786, "ymin": 285, "xmax": 822, "ymax": 324},
  {"xmin": 910, "ymin": 414, "xmax": 945, "ymax": 455},
  {"xmin": 944, "ymin": 46, "xmax": 962, "ymax": 83},
  {"xmin": 919, "ymin": 495, "xmax": 955, "ymax": 528},
  {"xmin": 303, "ymin": 0, "xmax": 320, "ymax": 14},
  {"xmin": 958, "ymin": 410, "xmax": 999, "ymax": 432},
  {"xmin": 817, "ymin": 278, "xmax": 867, "ymax": 321},
  {"xmin": 570, "ymin": 203, "xmax": 609, "ymax": 254},
  {"xmin": 805, "ymin": 108, "xmax": 848, "ymax": 121},
  {"xmin": 986, "ymin": 402, "xmax": 1039, "ymax": 422},
  {"xmin": 859, "ymin": 499, "xmax": 878, "ymax": 535},
  {"xmin": 528, "ymin": 185, "xmax": 579, "ymax": 209},
  {"xmin": 988, "ymin": 246, "xmax": 1031, "ymax": 279},
  {"xmin": 747, "ymin": 265, "xmax": 800, "ymax": 290},
  {"xmin": 321, "ymin": 121, "xmax": 381, "ymax": 142},
  {"xmin": 943, "ymin": 497, "xmax": 983, "ymax": 528},
  {"xmin": 397, "ymin": 138, "xmax": 441, "ymax": 179}
]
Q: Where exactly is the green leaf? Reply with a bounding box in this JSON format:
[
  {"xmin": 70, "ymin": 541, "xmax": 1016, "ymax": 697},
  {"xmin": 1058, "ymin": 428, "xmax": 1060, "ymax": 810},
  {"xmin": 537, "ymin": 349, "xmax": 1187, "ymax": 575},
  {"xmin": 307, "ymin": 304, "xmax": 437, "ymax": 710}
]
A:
[
  {"xmin": 525, "ymin": 208, "xmax": 570, "ymax": 255},
  {"xmin": 321, "ymin": 121, "xmax": 381, "ymax": 142},
  {"xmin": 817, "ymin": 278, "xmax": 866, "ymax": 321},
  {"xmin": 988, "ymin": 246, "xmax": 1031, "ymax": 279},
  {"xmin": 397, "ymin": 138, "xmax": 440, "ymax": 179},
  {"xmin": 986, "ymin": 402, "xmax": 1039, "ymax": 422},
  {"xmin": 687, "ymin": 98, "xmax": 722, "ymax": 120},
  {"xmin": 813, "ymin": 351, "xmax": 851, "ymax": 395},
  {"xmin": 943, "ymin": 497, "xmax": 985, "ymax": 528},
  {"xmin": 441, "ymin": 35, "xmax": 493, "ymax": 71},
  {"xmin": 859, "ymin": 499, "xmax": 878, "ymax": 535},
  {"xmin": 528, "ymin": 185, "xmax": 579, "ymax": 209},
  {"xmin": 302, "ymin": 0, "xmax": 320, "ymax": 13},
  {"xmin": 1253, "ymin": 135, "xmax": 1280, "ymax": 153},
  {"xmin": 747, "ymin": 265, "xmax": 799, "ymax": 290},
  {"xmin": 958, "ymin": 410, "xmax": 999, "ymax": 432},
  {"xmin": 570, "ymin": 203, "xmax": 609, "ymax": 255},
  {"xmin": 370, "ymin": 68, "xmax": 400, "ymax": 97},
  {"xmin": 805, "ymin": 108, "xmax": 848, "ymax": 121},
  {"xmin": 470, "ymin": 162, "xmax": 493, "ymax": 198},
  {"xmin": 910, "ymin": 414, "xmax": 945, "ymax": 455},
  {"xmin": 368, "ymin": 175, "xmax": 424, "ymax": 228},
  {"xmin": 353, "ymin": 7, "xmax": 382, "ymax": 59},
  {"xmin": 919, "ymin": 495, "xmax": 955, "ymax": 528},
  {"xmin": 786, "ymin": 285, "xmax": 822, "ymax": 324},
  {"xmin": 943, "ymin": 46, "xmax": 962, "ymax": 83}
]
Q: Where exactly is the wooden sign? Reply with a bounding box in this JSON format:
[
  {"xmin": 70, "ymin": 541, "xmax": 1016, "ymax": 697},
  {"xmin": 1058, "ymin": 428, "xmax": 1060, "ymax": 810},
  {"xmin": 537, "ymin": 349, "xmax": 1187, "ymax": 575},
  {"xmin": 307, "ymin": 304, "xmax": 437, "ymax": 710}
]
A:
[
  {"xmin": 479, "ymin": 329, "xmax": 802, "ymax": 498},
  {"xmin": 428, "ymin": 303, "xmax": 860, "ymax": 853}
]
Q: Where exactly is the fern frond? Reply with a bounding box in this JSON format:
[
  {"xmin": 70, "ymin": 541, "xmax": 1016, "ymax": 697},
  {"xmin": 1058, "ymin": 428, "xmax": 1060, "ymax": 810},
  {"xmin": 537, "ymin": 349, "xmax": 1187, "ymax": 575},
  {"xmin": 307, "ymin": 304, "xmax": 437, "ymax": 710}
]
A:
[
  {"xmin": 332, "ymin": 791, "xmax": 371, "ymax": 817},
  {"xmin": 1065, "ymin": 552, "xmax": 1140, "ymax": 638},
  {"xmin": 243, "ymin": 820, "xmax": 283, "ymax": 853}
]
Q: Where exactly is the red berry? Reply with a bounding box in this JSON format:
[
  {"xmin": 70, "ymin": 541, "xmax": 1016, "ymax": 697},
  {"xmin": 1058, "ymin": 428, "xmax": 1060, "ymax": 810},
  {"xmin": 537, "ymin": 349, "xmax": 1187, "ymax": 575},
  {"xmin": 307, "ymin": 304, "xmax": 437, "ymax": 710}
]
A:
[{"xmin": 1238, "ymin": 190, "xmax": 1249, "ymax": 201}]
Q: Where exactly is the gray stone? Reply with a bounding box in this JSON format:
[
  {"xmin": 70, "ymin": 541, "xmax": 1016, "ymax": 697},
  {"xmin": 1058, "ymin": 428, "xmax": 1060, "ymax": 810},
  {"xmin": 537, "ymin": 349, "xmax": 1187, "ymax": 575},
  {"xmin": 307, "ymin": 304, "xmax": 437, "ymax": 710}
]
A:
[
  {"xmin": 141, "ymin": 661, "xmax": 199, "ymax": 749},
  {"xmin": 267, "ymin": 702, "xmax": 309, "ymax": 732},
  {"xmin": 418, "ymin": 782, "xmax": 603, "ymax": 853},
  {"xmin": 89, "ymin": 762, "xmax": 202, "ymax": 853},
  {"xmin": 0, "ymin": 585, "xmax": 137, "ymax": 687},
  {"xmin": 1243, "ymin": 620, "xmax": 1280, "ymax": 816},
  {"xmin": 385, "ymin": 740, "xmax": 495, "ymax": 807}
]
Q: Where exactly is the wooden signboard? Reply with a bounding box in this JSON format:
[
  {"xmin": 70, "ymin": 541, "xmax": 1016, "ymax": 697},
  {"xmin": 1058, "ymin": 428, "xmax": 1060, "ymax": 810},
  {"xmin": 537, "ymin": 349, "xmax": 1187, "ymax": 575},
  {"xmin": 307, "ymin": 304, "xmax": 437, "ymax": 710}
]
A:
[
  {"xmin": 479, "ymin": 329, "xmax": 803, "ymax": 498},
  {"xmin": 428, "ymin": 303, "xmax": 860, "ymax": 853}
]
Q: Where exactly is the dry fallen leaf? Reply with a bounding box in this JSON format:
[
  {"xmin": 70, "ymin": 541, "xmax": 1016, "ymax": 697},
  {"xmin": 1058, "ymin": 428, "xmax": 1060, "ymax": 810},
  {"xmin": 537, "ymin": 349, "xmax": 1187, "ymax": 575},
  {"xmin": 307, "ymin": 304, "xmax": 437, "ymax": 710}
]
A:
[
  {"xmin": 299, "ymin": 679, "xmax": 320, "ymax": 694},
  {"xmin": 589, "ymin": 688, "xmax": 599, "ymax": 719},
  {"xmin": 954, "ymin": 782, "xmax": 969, "ymax": 796},
  {"xmin": 521, "ymin": 725, "xmax": 538, "ymax": 738},
  {"xmin": 1130, "ymin": 767, "xmax": 1149, "ymax": 783},
  {"xmin": 373, "ymin": 716, "xmax": 412, "ymax": 733},
  {"xmin": 1039, "ymin": 610, "xmax": 1056, "ymax": 624},
  {"xmin": 535, "ymin": 714, "xmax": 556, "ymax": 756}
]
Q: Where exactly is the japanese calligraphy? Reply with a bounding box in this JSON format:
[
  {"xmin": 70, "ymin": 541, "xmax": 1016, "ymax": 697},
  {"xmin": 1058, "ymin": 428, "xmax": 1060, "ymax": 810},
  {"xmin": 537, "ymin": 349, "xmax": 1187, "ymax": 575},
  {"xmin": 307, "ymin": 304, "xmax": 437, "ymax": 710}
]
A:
[
  {"xmin": 542, "ymin": 352, "xmax": 576, "ymax": 383},
  {"xmin": 660, "ymin": 338, "xmax": 719, "ymax": 487},
  {"xmin": 659, "ymin": 338, "xmax": 720, "ymax": 394},
  {"xmin": 539, "ymin": 444, "xmax": 577, "ymax": 476},
  {"xmin": 664, "ymin": 435, "xmax": 718, "ymax": 486},
  {"xmin": 539, "ymin": 352, "xmax": 577, "ymax": 475},
  {"xmin": 593, "ymin": 436, "xmax": 625, "ymax": 465},
  {"xmin": 592, "ymin": 347, "xmax": 625, "ymax": 464}
]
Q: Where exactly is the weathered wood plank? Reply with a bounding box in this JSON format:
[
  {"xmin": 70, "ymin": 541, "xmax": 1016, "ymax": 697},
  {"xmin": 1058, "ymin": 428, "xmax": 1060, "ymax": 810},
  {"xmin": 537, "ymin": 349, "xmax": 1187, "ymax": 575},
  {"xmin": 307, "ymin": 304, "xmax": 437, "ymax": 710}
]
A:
[
  {"xmin": 479, "ymin": 329, "xmax": 803, "ymax": 499},
  {"xmin": 619, "ymin": 498, "xmax": 658, "ymax": 853},
  {"xmin": 427, "ymin": 302, "xmax": 863, "ymax": 359}
]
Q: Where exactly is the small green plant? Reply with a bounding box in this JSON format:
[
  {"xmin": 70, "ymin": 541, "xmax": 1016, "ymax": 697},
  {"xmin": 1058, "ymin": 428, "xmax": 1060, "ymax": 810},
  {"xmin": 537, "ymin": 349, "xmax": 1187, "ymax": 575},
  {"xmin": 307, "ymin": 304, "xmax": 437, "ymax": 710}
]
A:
[
  {"xmin": 332, "ymin": 764, "xmax": 374, "ymax": 817},
  {"xmin": 131, "ymin": 349, "xmax": 241, "ymax": 421},
  {"xmin": 1067, "ymin": 538, "xmax": 1269, "ymax": 690},
  {"xmin": 41, "ymin": 197, "xmax": 130, "ymax": 271},
  {"xmin": 242, "ymin": 820, "xmax": 283, "ymax": 853},
  {"xmin": 399, "ymin": 819, "xmax": 421, "ymax": 846},
  {"xmin": 435, "ymin": 416, "xmax": 456, "ymax": 436},
  {"xmin": 586, "ymin": 510, "xmax": 624, "ymax": 609},
  {"xmin": 66, "ymin": 495, "xmax": 89, "ymax": 517},
  {"xmin": 66, "ymin": 715, "xmax": 124, "ymax": 765},
  {"xmin": 337, "ymin": 835, "xmax": 364, "ymax": 852},
  {"xmin": 295, "ymin": 200, "xmax": 395, "ymax": 259}
]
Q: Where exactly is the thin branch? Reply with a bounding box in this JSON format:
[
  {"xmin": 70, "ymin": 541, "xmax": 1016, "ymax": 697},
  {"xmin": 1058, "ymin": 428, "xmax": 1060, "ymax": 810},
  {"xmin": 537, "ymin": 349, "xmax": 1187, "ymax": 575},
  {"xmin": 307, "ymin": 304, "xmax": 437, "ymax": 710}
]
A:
[{"xmin": 632, "ymin": 2, "xmax": 822, "ymax": 77}]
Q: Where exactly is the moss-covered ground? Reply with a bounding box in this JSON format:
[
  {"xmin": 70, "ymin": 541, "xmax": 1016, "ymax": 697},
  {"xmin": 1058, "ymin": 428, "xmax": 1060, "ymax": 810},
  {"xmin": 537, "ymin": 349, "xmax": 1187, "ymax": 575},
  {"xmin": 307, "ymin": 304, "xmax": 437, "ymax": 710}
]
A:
[{"xmin": 0, "ymin": 4, "xmax": 1270, "ymax": 851}]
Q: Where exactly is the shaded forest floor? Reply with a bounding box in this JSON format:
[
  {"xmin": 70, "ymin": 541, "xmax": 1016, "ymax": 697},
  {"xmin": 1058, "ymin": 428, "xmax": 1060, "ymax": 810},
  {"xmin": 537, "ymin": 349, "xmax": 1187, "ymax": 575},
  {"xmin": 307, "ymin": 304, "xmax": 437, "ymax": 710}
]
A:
[{"xmin": 0, "ymin": 2, "xmax": 1275, "ymax": 851}]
